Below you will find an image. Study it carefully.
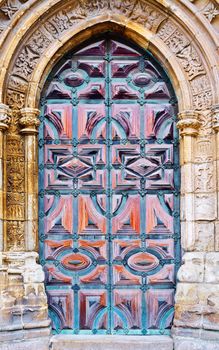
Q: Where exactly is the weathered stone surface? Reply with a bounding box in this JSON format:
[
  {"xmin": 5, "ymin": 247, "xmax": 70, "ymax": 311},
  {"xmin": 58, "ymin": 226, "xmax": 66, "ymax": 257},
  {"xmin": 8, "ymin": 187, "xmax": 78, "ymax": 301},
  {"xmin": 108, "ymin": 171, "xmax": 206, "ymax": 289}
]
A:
[
  {"xmin": 0, "ymin": 337, "xmax": 50, "ymax": 350},
  {"xmin": 215, "ymin": 222, "xmax": 219, "ymax": 251},
  {"xmin": 174, "ymin": 336, "xmax": 219, "ymax": 350},
  {"xmin": 194, "ymin": 222, "xmax": 214, "ymax": 251},
  {"xmin": 195, "ymin": 193, "xmax": 217, "ymax": 221},
  {"xmin": 50, "ymin": 335, "xmax": 173, "ymax": 350},
  {"xmin": 205, "ymin": 253, "xmax": 219, "ymax": 283},
  {"xmin": 177, "ymin": 253, "xmax": 204, "ymax": 282}
]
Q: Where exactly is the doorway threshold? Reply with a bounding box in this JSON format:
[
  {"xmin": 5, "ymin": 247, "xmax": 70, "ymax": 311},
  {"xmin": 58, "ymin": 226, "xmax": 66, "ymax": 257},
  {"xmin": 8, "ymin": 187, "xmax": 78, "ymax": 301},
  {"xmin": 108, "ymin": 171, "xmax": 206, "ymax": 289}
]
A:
[{"xmin": 50, "ymin": 334, "xmax": 173, "ymax": 350}]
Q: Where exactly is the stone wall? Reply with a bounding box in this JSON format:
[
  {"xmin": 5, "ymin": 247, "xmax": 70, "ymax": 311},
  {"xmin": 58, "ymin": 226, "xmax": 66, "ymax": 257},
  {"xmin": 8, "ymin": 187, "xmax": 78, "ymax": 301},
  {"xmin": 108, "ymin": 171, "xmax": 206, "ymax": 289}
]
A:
[{"xmin": 0, "ymin": 0, "xmax": 218, "ymax": 349}]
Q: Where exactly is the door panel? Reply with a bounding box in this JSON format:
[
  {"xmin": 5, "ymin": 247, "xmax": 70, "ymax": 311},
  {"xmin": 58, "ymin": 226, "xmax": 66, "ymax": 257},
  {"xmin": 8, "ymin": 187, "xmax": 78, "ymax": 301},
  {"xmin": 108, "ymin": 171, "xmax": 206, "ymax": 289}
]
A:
[{"xmin": 39, "ymin": 38, "xmax": 180, "ymax": 335}]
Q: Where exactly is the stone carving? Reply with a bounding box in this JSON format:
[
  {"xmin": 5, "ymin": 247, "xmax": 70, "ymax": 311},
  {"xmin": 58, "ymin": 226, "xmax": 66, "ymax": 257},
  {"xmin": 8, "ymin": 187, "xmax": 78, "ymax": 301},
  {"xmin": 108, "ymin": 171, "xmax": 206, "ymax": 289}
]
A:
[
  {"xmin": 0, "ymin": 0, "xmax": 19, "ymax": 19},
  {"xmin": 0, "ymin": 103, "xmax": 11, "ymax": 130},
  {"xmin": 177, "ymin": 111, "xmax": 201, "ymax": 136},
  {"xmin": 195, "ymin": 137, "xmax": 214, "ymax": 163},
  {"xmin": 157, "ymin": 19, "xmax": 213, "ymax": 112},
  {"xmin": 6, "ymin": 0, "xmax": 167, "ymax": 109},
  {"xmin": 5, "ymin": 1, "xmax": 213, "ymax": 116},
  {"xmin": 7, "ymin": 90, "xmax": 25, "ymax": 110},
  {"xmin": 190, "ymin": 75, "xmax": 212, "ymax": 111},
  {"xmin": 195, "ymin": 163, "xmax": 214, "ymax": 192},
  {"xmin": 7, "ymin": 193, "xmax": 25, "ymax": 220},
  {"xmin": 7, "ymin": 221, "xmax": 25, "ymax": 251},
  {"xmin": 177, "ymin": 45, "xmax": 205, "ymax": 81},
  {"xmin": 178, "ymin": 253, "xmax": 204, "ymax": 283},
  {"xmin": 6, "ymin": 111, "xmax": 25, "ymax": 251},
  {"xmin": 203, "ymin": 2, "xmax": 219, "ymax": 22},
  {"xmin": 20, "ymin": 107, "xmax": 40, "ymax": 131},
  {"xmin": 129, "ymin": 1, "xmax": 166, "ymax": 31}
]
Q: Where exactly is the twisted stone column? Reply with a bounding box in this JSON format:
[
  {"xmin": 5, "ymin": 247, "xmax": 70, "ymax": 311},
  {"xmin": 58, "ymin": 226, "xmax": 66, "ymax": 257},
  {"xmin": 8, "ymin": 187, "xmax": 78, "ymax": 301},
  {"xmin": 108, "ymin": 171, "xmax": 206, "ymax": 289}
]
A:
[{"xmin": 20, "ymin": 107, "xmax": 40, "ymax": 251}]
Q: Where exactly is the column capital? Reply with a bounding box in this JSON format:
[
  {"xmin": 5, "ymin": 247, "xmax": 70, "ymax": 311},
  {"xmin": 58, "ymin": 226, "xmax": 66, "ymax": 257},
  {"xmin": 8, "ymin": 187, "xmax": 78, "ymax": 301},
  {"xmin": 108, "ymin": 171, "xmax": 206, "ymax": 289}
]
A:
[
  {"xmin": 0, "ymin": 103, "xmax": 11, "ymax": 131},
  {"xmin": 212, "ymin": 104, "xmax": 219, "ymax": 131},
  {"xmin": 177, "ymin": 110, "xmax": 201, "ymax": 136},
  {"xmin": 20, "ymin": 107, "xmax": 40, "ymax": 134}
]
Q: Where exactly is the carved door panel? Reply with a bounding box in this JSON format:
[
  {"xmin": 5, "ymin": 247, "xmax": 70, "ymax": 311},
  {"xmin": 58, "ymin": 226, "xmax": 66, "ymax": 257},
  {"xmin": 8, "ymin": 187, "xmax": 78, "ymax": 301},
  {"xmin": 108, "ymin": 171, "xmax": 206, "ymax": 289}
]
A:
[{"xmin": 39, "ymin": 38, "xmax": 180, "ymax": 335}]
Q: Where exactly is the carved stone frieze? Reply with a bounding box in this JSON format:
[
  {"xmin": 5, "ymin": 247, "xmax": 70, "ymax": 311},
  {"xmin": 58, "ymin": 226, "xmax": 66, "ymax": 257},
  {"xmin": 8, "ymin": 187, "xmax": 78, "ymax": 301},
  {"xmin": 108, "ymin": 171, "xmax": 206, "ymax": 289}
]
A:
[
  {"xmin": 157, "ymin": 19, "xmax": 213, "ymax": 113},
  {"xmin": 195, "ymin": 136, "xmax": 214, "ymax": 163},
  {"xmin": 202, "ymin": 1, "xmax": 219, "ymax": 23},
  {"xmin": 6, "ymin": 0, "xmax": 167, "ymax": 110},
  {"xmin": 0, "ymin": 0, "xmax": 29, "ymax": 37},
  {"xmin": 6, "ymin": 1, "xmax": 213, "ymax": 120},
  {"xmin": 6, "ymin": 110, "xmax": 25, "ymax": 251}
]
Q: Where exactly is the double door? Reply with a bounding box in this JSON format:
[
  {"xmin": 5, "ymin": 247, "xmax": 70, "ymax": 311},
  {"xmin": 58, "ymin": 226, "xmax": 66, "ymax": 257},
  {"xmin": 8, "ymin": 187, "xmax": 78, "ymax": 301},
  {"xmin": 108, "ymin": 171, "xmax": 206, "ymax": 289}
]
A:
[{"xmin": 39, "ymin": 38, "xmax": 180, "ymax": 335}]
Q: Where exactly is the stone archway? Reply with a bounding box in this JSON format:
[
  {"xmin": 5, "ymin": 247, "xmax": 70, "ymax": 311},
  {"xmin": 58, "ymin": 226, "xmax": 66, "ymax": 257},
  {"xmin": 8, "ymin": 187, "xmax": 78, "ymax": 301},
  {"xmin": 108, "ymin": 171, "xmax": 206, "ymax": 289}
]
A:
[
  {"xmin": 0, "ymin": 1, "xmax": 218, "ymax": 349},
  {"xmin": 39, "ymin": 34, "xmax": 180, "ymax": 335}
]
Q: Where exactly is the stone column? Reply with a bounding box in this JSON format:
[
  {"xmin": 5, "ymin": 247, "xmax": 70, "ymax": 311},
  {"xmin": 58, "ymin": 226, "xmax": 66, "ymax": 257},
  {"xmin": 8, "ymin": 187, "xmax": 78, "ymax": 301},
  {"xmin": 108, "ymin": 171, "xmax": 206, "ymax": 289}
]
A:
[
  {"xmin": 20, "ymin": 107, "xmax": 40, "ymax": 252},
  {"xmin": 173, "ymin": 108, "xmax": 219, "ymax": 349},
  {"xmin": 176, "ymin": 110, "xmax": 201, "ymax": 251},
  {"xmin": 173, "ymin": 111, "xmax": 202, "ymax": 335},
  {"xmin": 0, "ymin": 104, "xmax": 10, "ymax": 251}
]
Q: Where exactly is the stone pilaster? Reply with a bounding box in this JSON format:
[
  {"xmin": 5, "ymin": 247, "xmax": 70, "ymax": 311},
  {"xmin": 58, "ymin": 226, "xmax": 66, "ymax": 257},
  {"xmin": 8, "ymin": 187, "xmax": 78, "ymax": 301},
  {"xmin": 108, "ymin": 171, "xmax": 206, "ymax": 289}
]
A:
[
  {"xmin": 20, "ymin": 108, "xmax": 40, "ymax": 251},
  {"xmin": 0, "ymin": 104, "xmax": 10, "ymax": 251}
]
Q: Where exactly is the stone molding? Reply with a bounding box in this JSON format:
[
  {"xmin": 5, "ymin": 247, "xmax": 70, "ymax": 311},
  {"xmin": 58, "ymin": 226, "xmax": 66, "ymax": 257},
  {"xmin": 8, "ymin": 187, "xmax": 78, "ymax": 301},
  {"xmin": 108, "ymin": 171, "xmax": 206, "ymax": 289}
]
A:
[{"xmin": 0, "ymin": 0, "xmax": 218, "ymax": 349}]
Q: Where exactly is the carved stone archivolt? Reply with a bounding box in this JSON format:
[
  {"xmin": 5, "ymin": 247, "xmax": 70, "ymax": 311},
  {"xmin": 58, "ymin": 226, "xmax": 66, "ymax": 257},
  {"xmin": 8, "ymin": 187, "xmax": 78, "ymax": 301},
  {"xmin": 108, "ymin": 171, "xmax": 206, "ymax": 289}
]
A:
[
  {"xmin": 0, "ymin": 0, "xmax": 218, "ymax": 348},
  {"xmin": 3, "ymin": 0, "xmax": 216, "ymax": 126}
]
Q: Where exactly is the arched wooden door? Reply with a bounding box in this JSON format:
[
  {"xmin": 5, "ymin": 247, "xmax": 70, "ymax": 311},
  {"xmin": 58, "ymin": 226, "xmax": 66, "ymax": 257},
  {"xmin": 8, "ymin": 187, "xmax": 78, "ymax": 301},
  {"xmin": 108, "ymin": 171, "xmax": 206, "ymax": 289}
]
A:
[{"xmin": 38, "ymin": 37, "xmax": 180, "ymax": 335}]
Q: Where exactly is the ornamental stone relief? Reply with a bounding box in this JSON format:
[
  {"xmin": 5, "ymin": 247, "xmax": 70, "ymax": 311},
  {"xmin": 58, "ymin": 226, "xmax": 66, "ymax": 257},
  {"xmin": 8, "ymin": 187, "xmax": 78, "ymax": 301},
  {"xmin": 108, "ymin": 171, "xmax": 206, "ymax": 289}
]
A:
[
  {"xmin": 0, "ymin": 0, "xmax": 29, "ymax": 34},
  {"xmin": 157, "ymin": 19, "xmax": 213, "ymax": 113},
  {"xmin": 5, "ymin": 0, "xmax": 213, "ymax": 130}
]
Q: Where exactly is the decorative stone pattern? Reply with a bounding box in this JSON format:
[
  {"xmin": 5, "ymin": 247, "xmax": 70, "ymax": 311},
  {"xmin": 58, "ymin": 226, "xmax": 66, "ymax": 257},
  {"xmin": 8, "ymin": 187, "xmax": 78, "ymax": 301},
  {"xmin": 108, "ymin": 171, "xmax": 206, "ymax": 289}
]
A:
[
  {"xmin": 6, "ymin": 111, "xmax": 25, "ymax": 251},
  {"xmin": 157, "ymin": 20, "xmax": 213, "ymax": 115},
  {"xmin": 0, "ymin": 0, "xmax": 218, "ymax": 349},
  {"xmin": 6, "ymin": 0, "xmax": 167, "ymax": 112},
  {"xmin": 202, "ymin": 1, "xmax": 219, "ymax": 23},
  {"xmin": 0, "ymin": 0, "xmax": 29, "ymax": 35}
]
